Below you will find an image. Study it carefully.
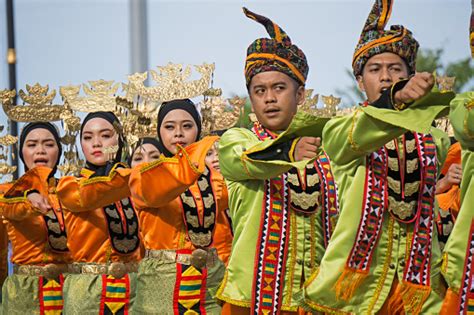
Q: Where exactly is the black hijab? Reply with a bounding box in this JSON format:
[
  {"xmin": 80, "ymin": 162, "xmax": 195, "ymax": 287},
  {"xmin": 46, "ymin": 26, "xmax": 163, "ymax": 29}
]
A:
[
  {"xmin": 128, "ymin": 137, "xmax": 161, "ymax": 165},
  {"xmin": 80, "ymin": 111, "xmax": 124, "ymax": 172},
  {"xmin": 157, "ymin": 99, "xmax": 201, "ymax": 157},
  {"xmin": 19, "ymin": 122, "xmax": 63, "ymax": 174}
]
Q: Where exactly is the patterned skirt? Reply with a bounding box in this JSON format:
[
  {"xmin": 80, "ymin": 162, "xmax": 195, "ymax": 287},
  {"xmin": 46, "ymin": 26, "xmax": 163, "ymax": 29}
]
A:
[
  {"xmin": 63, "ymin": 272, "xmax": 137, "ymax": 314},
  {"xmin": 134, "ymin": 249, "xmax": 225, "ymax": 314}
]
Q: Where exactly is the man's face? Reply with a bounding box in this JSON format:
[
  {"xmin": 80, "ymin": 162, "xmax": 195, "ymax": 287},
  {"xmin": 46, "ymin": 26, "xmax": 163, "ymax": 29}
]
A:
[
  {"xmin": 357, "ymin": 52, "xmax": 410, "ymax": 104},
  {"xmin": 248, "ymin": 71, "xmax": 305, "ymax": 132}
]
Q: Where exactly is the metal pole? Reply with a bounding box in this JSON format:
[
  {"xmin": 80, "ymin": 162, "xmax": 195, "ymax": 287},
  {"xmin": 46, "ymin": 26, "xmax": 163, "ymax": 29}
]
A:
[
  {"xmin": 6, "ymin": 0, "xmax": 18, "ymax": 180},
  {"xmin": 129, "ymin": 0, "xmax": 149, "ymax": 76}
]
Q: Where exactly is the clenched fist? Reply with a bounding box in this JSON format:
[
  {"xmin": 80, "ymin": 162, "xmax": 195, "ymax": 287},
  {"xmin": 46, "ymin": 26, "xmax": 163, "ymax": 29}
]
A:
[
  {"xmin": 27, "ymin": 192, "xmax": 52, "ymax": 215},
  {"xmin": 394, "ymin": 72, "xmax": 434, "ymax": 105},
  {"xmin": 294, "ymin": 137, "xmax": 321, "ymax": 161}
]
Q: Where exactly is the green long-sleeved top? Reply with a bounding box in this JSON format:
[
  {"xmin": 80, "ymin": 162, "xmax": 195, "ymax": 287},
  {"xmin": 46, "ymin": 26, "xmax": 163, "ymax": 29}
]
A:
[
  {"xmin": 300, "ymin": 89, "xmax": 455, "ymax": 314},
  {"xmin": 440, "ymin": 91, "xmax": 474, "ymax": 314},
  {"xmin": 216, "ymin": 112, "xmax": 333, "ymax": 311}
]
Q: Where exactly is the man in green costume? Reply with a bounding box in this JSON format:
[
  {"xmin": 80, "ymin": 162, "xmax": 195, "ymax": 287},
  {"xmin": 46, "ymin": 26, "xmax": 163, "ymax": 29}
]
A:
[
  {"xmin": 439, "ymin": 5, "xmax": 474, "ymax": 312},
  {"xmin": 439, "ymin": 91, "xmax": 474, "ymax": 314},
  {"xmin": 299, "ymin": 0, "xmax": 455, "ymax": 314},
  {"xmin": 217, "ymin": 7, "xmax": 339, "ymax": 315}
]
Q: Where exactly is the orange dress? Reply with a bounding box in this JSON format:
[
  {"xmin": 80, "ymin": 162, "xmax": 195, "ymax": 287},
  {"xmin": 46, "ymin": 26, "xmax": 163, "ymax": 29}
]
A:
[
  {"xmin": 130, "ymin": 136, "xmax": 232, "ymax": 263},
  {"xmin": 129, "ymin": 136, "xmax": 232, "ymax": 314},
  {"xmin": 0, "ymin": 167, "xmax": 71, "ymax": 313},
  {"xmin": 56, "ymin": 163, "xmax": 142, "ymax": 314},
  {"xmin": 0, "ymin": 167, "xmax": 71, "ymax": 266},
  {"xmin": 0, "ymin": 183, "xmax": 12, "ymax": 287},
  {"xmin": 56, "ymin": 163, "xmax": 141, "ymax": 263}
]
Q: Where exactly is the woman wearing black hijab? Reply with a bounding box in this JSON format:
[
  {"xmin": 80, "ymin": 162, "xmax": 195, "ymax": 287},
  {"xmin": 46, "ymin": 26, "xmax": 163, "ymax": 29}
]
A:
[
  {"xmin": 0, "ymin": 122, "xmax": 71, "ymax": 314},
  {"xmin": 129, "ymin": 99, "xmax": 233, "ymax": 314},
  {"xmin": 129, "ymin": 137, "xmax": 161, "ymax": 167},
  {"xmin": 55, "ymin": 112, "xmax": 141, "ymax": 314}
]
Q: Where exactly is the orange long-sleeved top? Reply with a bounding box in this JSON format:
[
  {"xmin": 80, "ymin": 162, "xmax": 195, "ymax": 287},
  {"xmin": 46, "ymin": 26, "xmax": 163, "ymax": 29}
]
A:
[
  {"xmin": 56, "ymin": 163, "xmax": 141, "ymax": 263},
  {"xmin": 130, "ymin": 136, "xmax": 233, "ymax": 264},
  {"xmin": 0, "ymin": 183, "xmax": 12, "ymax": 284},
  {"xmin": 0, "ymin": 167, "xmax": 71, "ymax": 266}
]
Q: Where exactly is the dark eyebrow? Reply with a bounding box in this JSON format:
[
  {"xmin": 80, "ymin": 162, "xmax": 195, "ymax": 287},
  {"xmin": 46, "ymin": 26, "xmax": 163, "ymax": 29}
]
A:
[
  {"xmin": 82, "ymin": 128, "xmax": 113, "ymax": 134},
  {"xmin": 163, "ymin": 120, "xmax": 194, "ymax": 124}
]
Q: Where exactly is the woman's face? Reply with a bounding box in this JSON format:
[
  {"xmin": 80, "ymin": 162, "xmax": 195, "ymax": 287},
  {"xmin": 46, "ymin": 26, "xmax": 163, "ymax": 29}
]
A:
[
  {"xmin": 205, "ymin": 144, "xmax": 220, "ymax": 172},
  {"xmin": 130, "ymin": 143, "xmax": 161, "ymax": 167},
  {"xmin": 22, "ymin": 128, "xmax": 59, "ymax": 170},
  {"xmin": 159, "ymin": 109, "xmax": 199, "ymax": 155},
  {"xmin": 81, "ymin": 118, "xmax": 119, "ymax": 166}
]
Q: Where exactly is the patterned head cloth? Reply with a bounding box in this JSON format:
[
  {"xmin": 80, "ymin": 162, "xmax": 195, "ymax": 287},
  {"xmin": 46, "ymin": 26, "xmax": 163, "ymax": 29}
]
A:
[
  {"xmin": 352, "ymin": 0, "xmax": 419, "ymax": 76},
  {"xmin": 243, "ymin": 7, "xmax": 308, "ymax": 86},
  {"xmin": 471, "ymin": 0, "xmax": 474, "ymax": 57}
]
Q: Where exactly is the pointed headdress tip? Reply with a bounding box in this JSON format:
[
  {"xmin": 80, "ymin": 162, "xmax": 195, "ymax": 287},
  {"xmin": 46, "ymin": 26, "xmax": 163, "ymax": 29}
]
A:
[
  {"xmin": 242, "ymin": 7, "xmax": 289, "ymax": 45},
  {"xmin": 363, "ymin": 0, "xmax": 394, "ymax": 32}
]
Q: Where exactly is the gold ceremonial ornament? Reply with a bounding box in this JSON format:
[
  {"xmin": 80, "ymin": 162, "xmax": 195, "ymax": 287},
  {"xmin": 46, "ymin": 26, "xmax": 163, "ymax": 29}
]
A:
[
  {"xmin": 435, "ymin": 116, "xmax": 454, "ymax": 137},
  {"xmin": 126, "ymin": 63, "xmax": 215, "ymax": 102},
  {"xmin": 436, "ymin": 75, "xmax": 456, "ymax": 93},
  {"xmin": 200, "ymin": 96, "xmax": 243, "ymax": 136},
  {"xmin": 108, "ymin": 262, "xmax": 127, "ymax": 279},
  {"xmin": 1, "ymin": 84, "xmax": 68, "ymax": 122},
  {"xmin": 190, "ymin": 248, "xmax": 209, "ymax": 270},
  {"xmin": 299, "ymin": 89, "xmax": 339, "ymax": 118},
  {"xmin": 0, "ymin": 124, "xmax": 18, "ymax": 181},
  {"xmin": 60, "ymin": 80, "xmax": 120, "ymax": 113},
  {"xmin": 102, "ymin": 145, "xmax": 119, "ymax": 162},
  {"xmin": 115, "ymin": 91, "xmax": 158, "ymax": 149}
]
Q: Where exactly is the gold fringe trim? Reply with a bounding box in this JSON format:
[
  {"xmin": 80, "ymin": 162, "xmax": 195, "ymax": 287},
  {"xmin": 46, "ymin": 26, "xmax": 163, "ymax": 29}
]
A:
[
  {"xmin": 333, "ymin": 267, "xmax": 368, "ymax": 301},
  {"xmin": 396, "ymin": 281, "xmax": 431, "ymax": 315},
  {"xmin": 387, "ymin": 282, "xmax": 406, "ymax": 315}
]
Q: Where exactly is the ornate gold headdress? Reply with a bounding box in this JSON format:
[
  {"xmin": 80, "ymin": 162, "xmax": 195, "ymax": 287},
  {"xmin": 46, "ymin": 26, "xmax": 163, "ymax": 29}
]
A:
[
  {"xmin": 119, "ymin": 62, "xmax": 218, "ymax": 147},
  {"xmin": 0, "ymin": 124, "xmax": 18, "ymax": 182},
  {"xmin": 60, "ymin": 80, "xmax": 121, "ymax": 113},
  {"xmin": 0, "ymin": 84, "xmax": 70, "ymax": 122},
  {"xmin": 299, "ymin": 89, "xmax": 340, "ymax": 118},
  {"xmin": 200, "ymin": 93, "xmax": 245, "ymax": 136},
  {"xmin": 126, "ymin": 63, "xmax": 215, "ymax": 102},
  {"xmin": 115, "ymin": 91, "xmax": 159, "ymax": 149},
  {"xmin": 436, "ymin": 74, "xmax": 456, "ymax": 93}
]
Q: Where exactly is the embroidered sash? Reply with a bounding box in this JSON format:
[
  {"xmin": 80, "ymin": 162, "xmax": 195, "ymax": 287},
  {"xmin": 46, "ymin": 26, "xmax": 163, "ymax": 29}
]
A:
[
  {"xmin": 173, "ymin": 250, "xmax": 208, "ymax": 315},
  {"xmin": 99, "ymin": 274, "xmax": 131, "ymax": 315},
  {"xmin": 42, "ymin": 198, "xmax": 68, "ymax": 252},
  {"xmin": 39, "ymin": 275, "xmax": 64, "ymax": 315},
  {"xmin": 179, "ymin": 166, "xmax": 218, "ymax": 248},
  {"xmin": 102, "ymin": 198, "xmax": 140, "ymax": 254},
  {"xmin": 250, "ymin": 122, "xmax": 291, "ymax": 315},
  {"xmin": 250, "ymin": 122, "xmax": 339, "ymax": 314},
  {"xmin": 314, "ymin": 152, "xmax": 339, "ymax": 248},
  {"xmin": 458, "ymin": 219, "xmax": 474, "ymax": 314},
  {"xmin": 336, "ymin": 132, "xmax": 437, "ymax": 314}
]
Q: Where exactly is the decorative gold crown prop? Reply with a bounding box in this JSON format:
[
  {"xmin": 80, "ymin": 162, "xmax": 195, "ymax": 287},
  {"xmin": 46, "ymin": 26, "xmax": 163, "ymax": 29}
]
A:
[
  {"xmin": 436, "ymin": 75, "xmax": 456, "ymax": 93},
  {"xmin": 114, "ymin": 93, "xmax": 159, "ymax": 149},
  {"xmin": 60, "ymin": 80, "xmax": 120, "ymax": 113},
  {"xmin": 299, "ymin": 89, "xmax": 340, "ymax": 118},
  {"xmin": 0, "ymin": 84, "xmax": 69, "ymax": 122},
  {"xmin": 200, "ymin": 94, "xmax": 244, "ymax": 136},
  {"xmin": 126, "ymin": 63, "xmax": 215, "ymax": 102},
  {"xmin": 0, "ymin": 124, "xmax": 18, "ymax": 181}
]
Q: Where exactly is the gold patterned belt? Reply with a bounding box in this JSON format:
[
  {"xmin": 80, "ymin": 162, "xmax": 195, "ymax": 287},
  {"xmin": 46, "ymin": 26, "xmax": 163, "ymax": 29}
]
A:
[
  {"xmin": 68, "ymin": 262, "xmax": 139, "ymax": 279},
  {"xmin": 13, "ymin": 263, "xmax": 69, "ymax": 280},
  {"xmin": 144, "ymin": 248, "xmax": 218, "ymax": 269}
]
